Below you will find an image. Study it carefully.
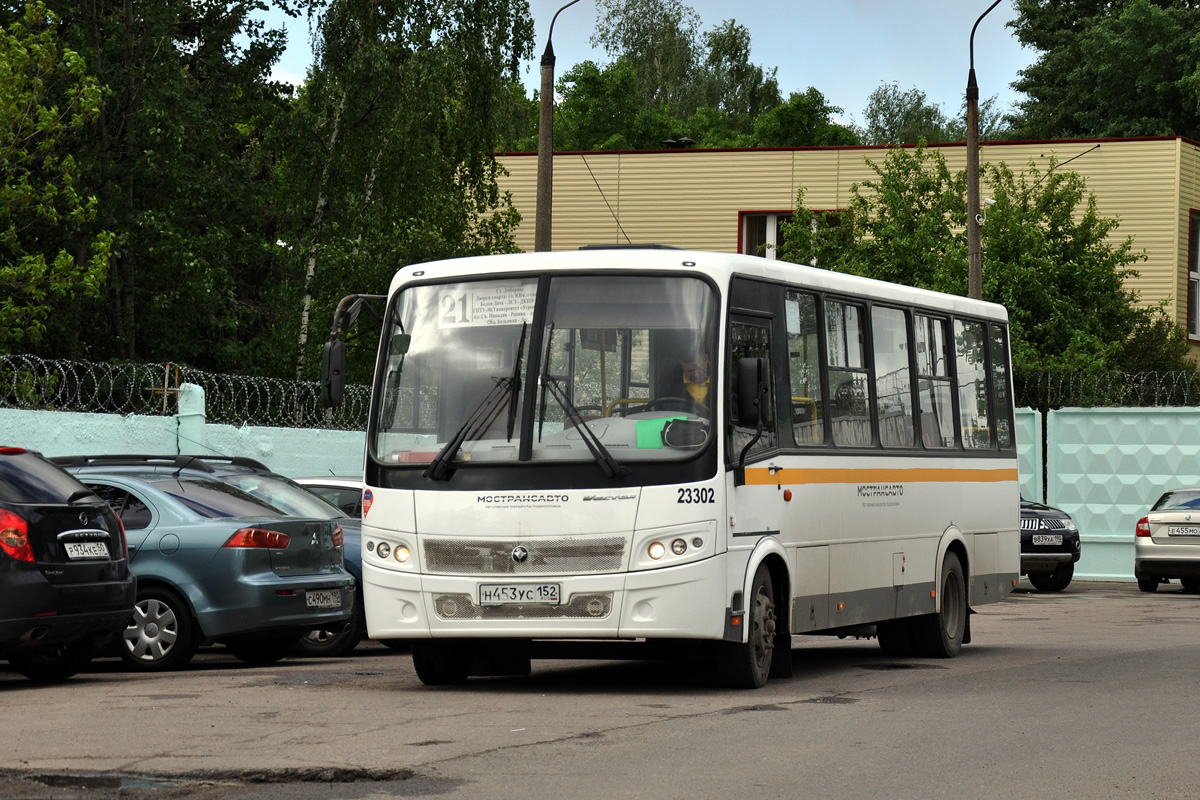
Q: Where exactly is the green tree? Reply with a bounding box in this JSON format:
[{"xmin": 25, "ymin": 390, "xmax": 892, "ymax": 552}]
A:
[
  {"xmin": 277, "ymin": 0, "xmax": 535, "ymax": 381},
  {"xmin": 751, "ymin": 88, "xmax": 860, "ymax": 147},
  {"xmin": 1009, "ymin": 0, "xmax": 1200, "ymax": 139},
  {"xmin": 0, "ymin": 2, "xmax": 110, "ymax": 350},
  {"xmin": 581, "ymin": 2, "xmax": 780, "ymax": 147},
  {"xmin": 553, "ymin": 58, "xmax": 664, "ymax": 150},
  {"xmin": 695, "ymin": 20, "xmax": 780, "ymax": 134},
  {"xmin": 860, "ymin": 82, "xmax": 1012, "ymax": 144},
  {"xmin": 591, "ymin": 0, "xmax": 701, "ymax": 115},
  {"xmin": 12, "ymin": 0, "xmax": 294, "ymax": 371},
  {"xmin": 861, "ymin": 83, "xmax": 951, "ymax": 145},
  {"xmin": 776, "ymin": 144, "xmax": 1192, "ymax": 373}
]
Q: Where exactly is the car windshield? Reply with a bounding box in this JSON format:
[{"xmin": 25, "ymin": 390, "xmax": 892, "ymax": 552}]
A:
[
  {"xmin": 372, "ymin": 274, "xmax": 717, "ymax": 470},
  {"xmin": 1153, "ymin": 490, "xmax": 1200, "ymax": 511},
  {"xmin": 147, "ymin": 476, "xmax": 287, "ymax": 519},
  {"xmin": 219, "ymin": 474, "xmax": 346, "ymax": 519}
]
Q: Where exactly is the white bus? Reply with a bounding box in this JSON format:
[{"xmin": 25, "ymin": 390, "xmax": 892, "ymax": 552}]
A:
[{"xmin": 322, "ymin": 247, "xmax": 1019, "ymax": 688}]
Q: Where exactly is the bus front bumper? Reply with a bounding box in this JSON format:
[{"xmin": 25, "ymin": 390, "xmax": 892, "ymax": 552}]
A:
[{"xmin": 361, "ymin": 555, "xmax": 728, "ymax": 642}]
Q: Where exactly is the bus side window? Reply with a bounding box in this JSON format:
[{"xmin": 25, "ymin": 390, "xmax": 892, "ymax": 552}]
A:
[
  {"xmin": 729, "ymin": 320, "xmax": 776, "ymax": 458},
  {"xmin": 786, "ymin": 291, "xmax": 825, "ymax": 445},
  {"xmin": 826, "ymin": 300, "xmax": 871, "ymax": 447},
  {"xmin": 872, "ymin": 306, "xmax": 915, "ymax": 447},
  {"xmin": 989, "ymin": 324, "xmax": 1014, "ymax": 449},
  {"xmin": 954, "ymin": 319, "xmax": 991, "ymax": 448},
  {"xmin": 914, "ymin": 314, "xmax": 955, "ymax": 448}
]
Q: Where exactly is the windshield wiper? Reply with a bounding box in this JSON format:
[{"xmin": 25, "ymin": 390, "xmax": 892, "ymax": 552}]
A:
[
  {"xmin": 425, "ymin": 323, "xmax": 527, "ymax": 481},
  {"xmin": 542, "ymin": 375, "xmax": 630, "ymax": 480},
  {"xmin": 505, "ymin": 321, "xmax": 528, "ymax": 441}
]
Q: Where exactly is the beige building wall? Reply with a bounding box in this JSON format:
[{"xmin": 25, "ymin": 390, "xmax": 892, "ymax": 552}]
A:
[{"xmin": 498, "ymin": 137, "xmax": 1197, "ymax": 334}]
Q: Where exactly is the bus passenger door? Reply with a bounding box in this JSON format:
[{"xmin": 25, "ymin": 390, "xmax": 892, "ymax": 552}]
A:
[{"xmin": 725, "ymin": 313, "xmax": 782, "ymax": 561}]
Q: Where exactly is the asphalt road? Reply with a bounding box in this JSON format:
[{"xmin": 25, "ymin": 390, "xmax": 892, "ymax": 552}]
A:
[{"xmin": 2, "ymin": 580, "xmax": 1198, "ymax": 800}]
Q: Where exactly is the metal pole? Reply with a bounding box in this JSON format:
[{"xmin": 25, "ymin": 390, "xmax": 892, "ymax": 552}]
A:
[
  {"xmin": 967, "ymin": 0, "xmax": 1002, "ymax": 300},
  {"xmin": 535, "ymin": 0, "xmax": 582, "ymax": 253}
]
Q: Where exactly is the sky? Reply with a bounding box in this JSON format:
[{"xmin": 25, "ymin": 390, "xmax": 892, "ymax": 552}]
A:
[{"xmin": 268, "ymin": 0, "xmax": 1036, "ymax": 126}]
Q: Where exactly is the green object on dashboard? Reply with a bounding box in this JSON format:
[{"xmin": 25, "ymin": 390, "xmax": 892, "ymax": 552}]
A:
[{"xmin": 635, "ymin": 416, "xmax": 686, "ymax": 449}]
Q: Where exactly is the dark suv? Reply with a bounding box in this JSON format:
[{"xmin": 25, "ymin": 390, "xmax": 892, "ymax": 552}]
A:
[
  {"xmin": 1020, "ymin": 498, "xmax": 1082, "ymax": 592},
  {"xmin": 1, "ymin": 447, "xmax": 136, "ymax": 681}
]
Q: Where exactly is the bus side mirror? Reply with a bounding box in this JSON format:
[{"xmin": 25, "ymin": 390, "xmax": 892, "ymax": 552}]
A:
[
  {"xmin": 737, "ymin": 356, "xmax": 765, "ymax": 428},
  {"xmin": 734, "ymin": 357, "xmax": 766, "ymax": 488},
  {"xmin": 320, "ymin": 339, "xmax": 346, "ymax": 408}
]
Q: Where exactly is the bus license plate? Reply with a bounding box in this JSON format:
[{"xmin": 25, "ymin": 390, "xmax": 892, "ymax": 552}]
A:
[
  {"xmin": 1167, "ymin": 526, "xmax": 1200, "ymax": 537},
  {"xmin": 479, "ymin": 583, "xmax": 560, "ymax": 606},
  {"xmin": 1031, "ymin": 534, "xmax": 1062, "ymax": 546},
  {"xmin": 306, "ymin": 589, "xmax": 341, "ymax": 608},
  {"xmin": 64, "ymin": 541, "xmax": 109, "ymax": 559}
]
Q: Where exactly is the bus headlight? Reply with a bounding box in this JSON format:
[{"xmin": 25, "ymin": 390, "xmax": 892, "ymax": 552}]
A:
[
  {"xmin": 376, "ymin": 542, "xmax": 391, "ymax": 559},
  {"xmin": 394, "ymin": 545, "xmax": 411, "ymax": 563},
  {"xmin": 671, "ymin": 539, "xmax": 687, "ymax": 555},
  {"xmin": 648, "ymin": 542, "xmax": 666, "ymax": 560}
]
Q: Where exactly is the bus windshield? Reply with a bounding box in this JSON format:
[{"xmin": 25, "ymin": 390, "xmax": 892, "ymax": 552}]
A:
[{"xmin": 372, "ymin": 273, "xmax": 717, "ymax": 469}]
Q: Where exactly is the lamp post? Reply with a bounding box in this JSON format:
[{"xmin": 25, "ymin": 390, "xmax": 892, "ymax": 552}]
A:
[
  {"xmin": 535, "ymin": 0, "xmax": 582, "ymax": 253},
  {"xmin": 966, "ymin": 0, "xmax": 1002, "ymax": 300}
]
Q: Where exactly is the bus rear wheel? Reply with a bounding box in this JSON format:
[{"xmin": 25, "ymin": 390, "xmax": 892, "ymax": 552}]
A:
[
  {"xmin": 913, "ymin": 552, "xmax": 966, "ymax": 658},
  {"xmin": 718, "ymin": 563, "xmax": 776, "ymax": 689},
  {"xmin": 412, "ymin": 639, "xmax": 471, "ymax": 685}
]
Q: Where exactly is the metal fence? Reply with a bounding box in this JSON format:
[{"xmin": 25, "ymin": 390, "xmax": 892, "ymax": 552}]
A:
[
  {"xmin": 0, "ymin": 355, "xmax": 371, "ymax": 430},
  {"xmin": 3, "ymin": 356, "xmax": 1198, "ymax": 429},
  {"xmin": 1013, "ymin": 370, "xmax": 1200, "ymax": 410}
]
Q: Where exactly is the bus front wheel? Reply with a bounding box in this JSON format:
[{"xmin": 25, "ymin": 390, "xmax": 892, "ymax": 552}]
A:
[
  {"xmin": 913, "ymin": 552, "xmax": 966, "ymax": 658},
  {"xmin": 718, "ymin": 563, "xmax": 776, "ymax": 689},
  {"xmin": 413, "ymin": 639, "xmax": 471, "ymax": 685}
]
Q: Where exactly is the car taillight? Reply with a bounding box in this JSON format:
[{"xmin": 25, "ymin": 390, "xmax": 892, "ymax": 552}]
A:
[
  {"xmin": 0, "ymin": 447, "xmax": 27, "ymax": 455},
  {"xmin": 224, "ymin": 528, "xmax": 291, "ymax": 549},
  {"xmin": 1136, "ymin": 517, "xmax": 1151, "ymax": 537},
  {"xmin": 0, "ymin": 508, "xmax": 34, "ymax": 562},
  {"xmin": 331, "ymin": 525, "xmax": 344, "ymax": 547},
  {"xmin": 115, "ymin": 515, "xmax": 129, "ymax": 560}
]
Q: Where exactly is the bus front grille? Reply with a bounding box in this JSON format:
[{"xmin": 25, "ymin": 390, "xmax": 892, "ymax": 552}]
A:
[
  {"xmin": 423, "ymin": 536, "xmax": 626, "ymax": 575},
  {"xmin": 433, "ymin": 592, "xmax": 613, "ymax": 620}
]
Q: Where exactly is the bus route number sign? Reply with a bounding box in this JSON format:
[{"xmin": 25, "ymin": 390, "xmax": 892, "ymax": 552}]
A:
[
  {"xmin": 439, "ymin": 284, "xmax": 536, "ymax": 329},
  {"xmin": 479, "ymin": 583, "xmax": 561, "ymax": 606}
]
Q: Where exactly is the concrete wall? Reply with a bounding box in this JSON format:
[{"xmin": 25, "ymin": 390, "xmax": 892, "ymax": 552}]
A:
[
  {"xmin": 1045, "ymin": 407, "xmax": 1200, "ymax": 582},
  {"xmin": 0, "ymin": 384, "xmax": 364, "ymax": 479},
  {"xmin": 2, "ymin": 387, "xmax": 1184, "ymax": 582}
]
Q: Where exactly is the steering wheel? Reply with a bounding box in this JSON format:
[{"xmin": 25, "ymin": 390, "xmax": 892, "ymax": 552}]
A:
[{"xmin": 641, "ymin": 396, "xmax": 707, "ymax": 415}]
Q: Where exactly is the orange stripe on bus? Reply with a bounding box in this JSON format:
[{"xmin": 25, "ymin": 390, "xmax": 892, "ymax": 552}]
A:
[{"xmin": 743, "ymin": 467, "xmax": 1019, "ymax": 486}]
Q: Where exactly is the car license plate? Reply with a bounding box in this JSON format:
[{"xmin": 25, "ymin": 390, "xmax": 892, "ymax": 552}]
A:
[
  {"xmin": 479, "ymin": 583, "xmax": 561, "ymax": 606},
  {"xmin": 1167, "ymin": 526, "xmax": 1200, "ymax": 537},
  {"xmin": 64, "ymin": 541, "xmax": 109, "ymax": 559},
  {"xmin": 305, "ymin": 589, "xmax": 341, "ymax": 608},
  {"xmin": 1032, "ymin": 534, "xmax": 1062, "ymax": 546}
]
